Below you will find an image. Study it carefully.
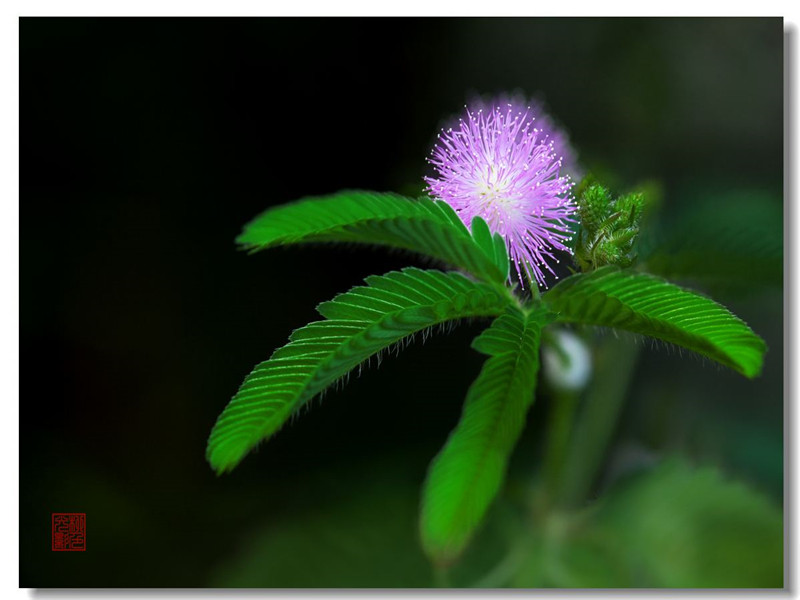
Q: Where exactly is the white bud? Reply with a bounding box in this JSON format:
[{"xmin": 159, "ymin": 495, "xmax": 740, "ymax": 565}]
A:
[{"xmin": 542, "ymin": 329, "xmax": 592, "ymax": 392}]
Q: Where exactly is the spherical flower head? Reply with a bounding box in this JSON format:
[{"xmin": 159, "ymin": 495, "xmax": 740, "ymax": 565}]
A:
[{"xmin": 424, "ymin": 100, "xmax": 578, "ymax": 288}]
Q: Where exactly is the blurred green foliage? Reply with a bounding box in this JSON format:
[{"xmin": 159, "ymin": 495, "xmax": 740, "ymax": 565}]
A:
[
  {"xmin": 209, "ymin": 456, "xmax": 781, "ymax": 588},
  {"xmin": 589, "ymin": 459, "xmax": 783, "ymax": 587},
  {"xmin": 510, "ymin": 459, "xmax": 782, "ymax": 588},
  {"xmin": 640, "ymin": 188, "xmax": 782, "ymax": 296}
]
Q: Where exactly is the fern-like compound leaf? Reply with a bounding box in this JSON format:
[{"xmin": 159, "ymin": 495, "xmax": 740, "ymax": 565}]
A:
[
  {"xmin": 542, "ymin": 266, "xmax": 766, "ymax": 378},
  {"xmin": 207, "ymin": 268, "xmax": 513, "ymax": 474},
  {"xmin": 236, "ymin": 190, "xmax": 508, "ymax": 284},
  {"xmin": 420, "ymin": 305, "xmax": 550, "ymax": 564}
]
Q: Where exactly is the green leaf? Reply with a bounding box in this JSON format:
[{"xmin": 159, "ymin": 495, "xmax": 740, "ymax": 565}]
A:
[
  {"xmin": 542, "ymin": 266, "xmax": 766, "ymax": 378},
  {"xmin": 467, "ymin": 215, "xmax": 510, "ymax": 282},
  {"xmin": 420, "ymin": 306, "xmax": 550, "ymax": 564},
  {"xmin": 492, "ymin": 232, "xmax": 511, "ymax": 282},
  {"xmin": 470, "ymin": 216, "xmax": 494, "ymax": 260},
  {"xmin": 237, "ymin": 190, "xmax": 507, "ymax": 284},
  {"xmin": 207, "ymin": 268, "xmax": 512, "ymax": 474}
]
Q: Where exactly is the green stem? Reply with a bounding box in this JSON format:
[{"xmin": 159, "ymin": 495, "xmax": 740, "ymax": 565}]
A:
[
  {"xmin": 542, "ymin": 388, "xmax": 580, "ymax": 503},
  {"xmin": 556, "ymin": 335, "xmax": 640, "ymax": 508},
  {"xmin": 433, "ymin": 565, "xmax": 451, "ymax": 588}
]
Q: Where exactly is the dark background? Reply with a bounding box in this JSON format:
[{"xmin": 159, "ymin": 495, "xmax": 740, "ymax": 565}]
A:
[{"xmin": 21, "ymin": 17, "xmax": 783, "ymax": 587}]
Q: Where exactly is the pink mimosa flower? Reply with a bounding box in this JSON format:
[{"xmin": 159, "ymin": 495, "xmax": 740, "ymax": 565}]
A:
[{"xmin": 425, "ymin": 99, "xmax": 578, "ymax": 288}]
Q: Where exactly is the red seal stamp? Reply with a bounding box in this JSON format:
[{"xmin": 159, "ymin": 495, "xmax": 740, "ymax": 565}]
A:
[{"xmin": 51, "ymin": 513, "xmax": 86, "ymax": 551}]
